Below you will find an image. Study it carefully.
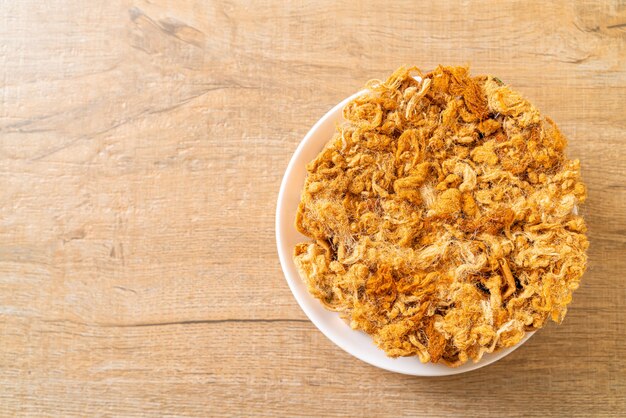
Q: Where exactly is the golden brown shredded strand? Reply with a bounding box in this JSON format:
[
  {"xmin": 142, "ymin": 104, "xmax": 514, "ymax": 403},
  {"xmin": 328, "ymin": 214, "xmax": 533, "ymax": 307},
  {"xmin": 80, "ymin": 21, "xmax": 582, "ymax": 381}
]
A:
[{"xmin": 293, "ymin": 65, "xmax": 588, "ymax": 366}]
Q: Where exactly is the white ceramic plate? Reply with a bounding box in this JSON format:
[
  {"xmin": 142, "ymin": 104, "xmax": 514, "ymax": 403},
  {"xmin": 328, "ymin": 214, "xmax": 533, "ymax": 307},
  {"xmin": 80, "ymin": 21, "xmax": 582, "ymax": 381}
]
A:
[{"xmin": 275, "ymin": 87, "xmax": 533, "ymax": 376}]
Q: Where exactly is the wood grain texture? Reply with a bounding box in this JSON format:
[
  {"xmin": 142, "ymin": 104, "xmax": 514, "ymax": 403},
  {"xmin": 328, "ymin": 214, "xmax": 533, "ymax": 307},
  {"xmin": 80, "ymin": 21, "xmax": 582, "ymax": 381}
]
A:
[{"xmin": 0, "ymin": 0, "xmax": 624, "ymax": 416}]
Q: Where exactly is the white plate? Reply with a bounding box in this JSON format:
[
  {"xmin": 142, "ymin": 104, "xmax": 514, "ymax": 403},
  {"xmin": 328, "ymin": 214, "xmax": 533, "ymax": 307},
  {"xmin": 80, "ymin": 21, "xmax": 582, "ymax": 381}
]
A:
[{"xmin": 275, "ymin": 87, "xmax": 534, "ymax": 376}]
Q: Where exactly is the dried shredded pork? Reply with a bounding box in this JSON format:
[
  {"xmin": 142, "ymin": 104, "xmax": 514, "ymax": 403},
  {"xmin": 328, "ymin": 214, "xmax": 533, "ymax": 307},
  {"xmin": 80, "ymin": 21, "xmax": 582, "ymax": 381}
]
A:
[{"xmin": 294, "ymin": 65, "xmax": 588, "ymax": 366}]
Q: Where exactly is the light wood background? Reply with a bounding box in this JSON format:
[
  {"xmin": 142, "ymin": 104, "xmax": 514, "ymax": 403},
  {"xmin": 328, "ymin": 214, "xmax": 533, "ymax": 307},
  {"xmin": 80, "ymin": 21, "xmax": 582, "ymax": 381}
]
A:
[{"xmin": 0, "ymin": 1, "xmax": 624, "ymax": 416}]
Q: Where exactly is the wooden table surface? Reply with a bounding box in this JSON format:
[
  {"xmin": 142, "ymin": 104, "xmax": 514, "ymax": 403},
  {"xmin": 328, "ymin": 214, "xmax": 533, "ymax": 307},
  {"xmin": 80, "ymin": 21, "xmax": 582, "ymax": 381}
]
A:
[{"xmin": 1, "ymin": 1, "xmax": 625, "ymax": 416}]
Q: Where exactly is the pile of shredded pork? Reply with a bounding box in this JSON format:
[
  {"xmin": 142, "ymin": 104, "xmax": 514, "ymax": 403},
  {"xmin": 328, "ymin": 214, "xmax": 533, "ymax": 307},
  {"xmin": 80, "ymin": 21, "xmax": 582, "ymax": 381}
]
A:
[{"xmin": 294, "ymin": 65, "xmax": 588, "ymax": 366}]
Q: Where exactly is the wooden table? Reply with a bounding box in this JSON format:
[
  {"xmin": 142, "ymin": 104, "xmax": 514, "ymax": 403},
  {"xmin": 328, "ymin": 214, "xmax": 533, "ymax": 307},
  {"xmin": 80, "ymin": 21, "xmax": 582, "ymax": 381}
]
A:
[{"xmin": 1, "ymin": 1, "xmax": 624, "ymax": 416}]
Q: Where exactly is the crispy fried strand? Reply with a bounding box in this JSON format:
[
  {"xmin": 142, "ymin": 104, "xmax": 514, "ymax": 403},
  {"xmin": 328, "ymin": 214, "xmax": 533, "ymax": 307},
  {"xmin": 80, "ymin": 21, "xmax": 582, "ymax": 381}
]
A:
[{"xmin": 294, "ymin": 65, "xmax": 588, "ymax": 366}]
